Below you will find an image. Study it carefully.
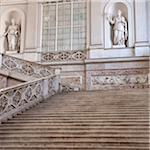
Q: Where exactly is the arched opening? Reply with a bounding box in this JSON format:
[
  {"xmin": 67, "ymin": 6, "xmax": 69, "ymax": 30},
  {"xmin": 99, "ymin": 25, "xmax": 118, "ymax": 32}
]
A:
[{"xmin": 104, "ymin": 0, "xmax": 134, "ymax": 49}]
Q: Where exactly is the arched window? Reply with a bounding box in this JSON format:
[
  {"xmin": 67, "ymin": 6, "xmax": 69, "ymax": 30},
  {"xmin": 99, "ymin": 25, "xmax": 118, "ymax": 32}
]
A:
[{"xmin": 42, "ymin": 0, "xmax": 87, "ymax": 52}]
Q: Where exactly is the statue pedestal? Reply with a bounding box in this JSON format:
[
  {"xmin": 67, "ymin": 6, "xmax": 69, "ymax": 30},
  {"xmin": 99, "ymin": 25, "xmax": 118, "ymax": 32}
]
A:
[{"xmin": 112, "ymin": 45, "xmax": 126, "ymax": 48}]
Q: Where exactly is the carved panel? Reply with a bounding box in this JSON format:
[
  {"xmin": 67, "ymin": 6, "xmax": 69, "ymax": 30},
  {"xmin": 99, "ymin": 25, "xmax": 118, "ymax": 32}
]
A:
[
  {"xmin": 60, "ymin": 84, "xmax": 75, "ymax": 93},
  {"xmin": 60, "ymin": 75, "xmax": 83, "ymax": 92},
  {"xmin": 87, "ymin": 68, "xmax": 149, "ymax": 90},
  {"xmin": 92, "ymin": 74, "xmax": 148, "ymax": 85},
  {"xmin": 48, "ymin": 77, "xmax": 57, "ymax": 96},
  {"xmin": 41, "ymin": 50, "xmax": 86, "ymax": 62}
]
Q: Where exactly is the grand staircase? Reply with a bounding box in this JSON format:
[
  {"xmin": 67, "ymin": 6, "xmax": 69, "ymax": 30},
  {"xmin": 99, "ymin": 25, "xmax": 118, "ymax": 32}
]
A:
[{"xmin": 0, "ymin": 88, "xmax": 149, "ymax": 150}]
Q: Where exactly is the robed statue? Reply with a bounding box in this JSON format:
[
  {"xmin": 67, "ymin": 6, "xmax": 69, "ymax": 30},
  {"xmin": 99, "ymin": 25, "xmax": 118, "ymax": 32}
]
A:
[
  {"xmin": 107, "ymin": 10, "xmax": 128, "ymax": 46},
  {"xmin": 3, "ymin": 19, "xmax": 20, "ymax": 51}
]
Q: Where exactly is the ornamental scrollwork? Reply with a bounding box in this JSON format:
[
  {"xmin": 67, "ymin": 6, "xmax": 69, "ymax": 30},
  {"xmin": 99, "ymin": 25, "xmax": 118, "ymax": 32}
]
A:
[
  {"xmin": 1, "ymin": 55, "xmax": 56, "ymax": 79},
  {"xmin": 0, "ymin": 95, "xmax": 8, "ymax": 114},
  {"xmin": 0, "ymin": 80, "xmax": 43, "ymax": 116},
  {"xmin": 41, "ymin": 50, "xmax": 86, "ymax": 62}
]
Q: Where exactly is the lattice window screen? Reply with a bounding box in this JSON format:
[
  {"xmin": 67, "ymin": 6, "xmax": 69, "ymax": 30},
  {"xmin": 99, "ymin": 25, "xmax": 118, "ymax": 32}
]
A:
[{"xmin": 42, "ymin": 0, "xmax": 87, "ymax": 52}]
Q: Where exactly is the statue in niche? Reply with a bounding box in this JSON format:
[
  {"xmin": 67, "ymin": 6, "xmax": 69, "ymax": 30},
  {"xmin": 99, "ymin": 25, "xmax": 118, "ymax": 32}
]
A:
[
  {"xmin": 3, "ymin": 18, "xmax": 21, "ymax": 52},
  {"xmin": 107, "ymin": 10, "xmax": 128, "ymax": 47}
]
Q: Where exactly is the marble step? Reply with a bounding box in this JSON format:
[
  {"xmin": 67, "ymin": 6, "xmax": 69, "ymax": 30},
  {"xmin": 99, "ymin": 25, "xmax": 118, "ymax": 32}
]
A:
[
  {"xmin": 1, "ymin": 122, "xmax": 148, "ymax": 127},
  {"xmin": 17, "ymin": 115, "xmax": 148, "ymax": 118},
  {"xmin": 21, "ymin": 109, "xmax": 149, "ymax": 112},
  {"xmin": 5, "ymin": 119, "xmax": 149, "ymax": 123},
  {"xmin": 0, "ymin": 129, "xmax": 148, "ymax": 134},
  {"xmin": 0, "ymin": 126, "xmax": 148, "ymax": 130},
  {"xmin": 43, "ymin": 108, "xmax": 147, "ymax": 111},
  {"xmin": 0, "ymin": 143, "xmax": 149, "ymax": 148},
  {"xmin": 0, "ymin": 89, "xmax": 149, "ymax": 150},
  {"xmin": 0, "ymin": 133, "xmax": 148, "ymax": 138},
  {"xmin": 20, "ymin": 113, "xmax": 148, "ymax": 116},
  {"xmin": 0, "ymin": 137, "xmax": 148, "ymax": 143},
  {"xmin": 16, "ymin": 113, "xmax": 149, "ymax": 116},
  {"xmin": 0, "ymin": 148, "xmax": 149, "ymax": 150},
  {"xmin": 3, "ymin": 120, "xmax": 149, "ymax": 127}
]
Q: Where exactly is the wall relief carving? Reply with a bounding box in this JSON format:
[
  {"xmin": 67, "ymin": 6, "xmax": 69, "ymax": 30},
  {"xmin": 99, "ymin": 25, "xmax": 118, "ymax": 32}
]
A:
[
  {"xmin": 87, "ymin": 68, "xmax": 149, "ymax": 90},
  {"xmin": 91, "ymin": 74, "xmax": 148, "ymax": 86},
  {"xmin": 60, "ymin": 75, "xmax": 83, "ymax": 92}
]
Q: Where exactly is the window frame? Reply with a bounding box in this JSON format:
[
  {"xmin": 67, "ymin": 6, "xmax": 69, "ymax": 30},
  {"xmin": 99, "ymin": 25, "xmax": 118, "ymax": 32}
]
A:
[{"xmin": 41, "ymin": 0, "xmax": 88, "ymax": 52}]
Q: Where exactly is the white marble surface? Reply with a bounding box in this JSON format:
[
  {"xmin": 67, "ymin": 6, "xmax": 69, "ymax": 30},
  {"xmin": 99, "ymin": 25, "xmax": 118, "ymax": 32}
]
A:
[{"xmin": 0, "ymin": 0, "xmax": 149, "ymax": 58}]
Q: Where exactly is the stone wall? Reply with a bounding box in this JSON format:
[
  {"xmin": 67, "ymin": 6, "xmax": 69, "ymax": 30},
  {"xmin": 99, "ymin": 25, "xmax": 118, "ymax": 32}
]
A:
[
  {"xmin": 0, "ymin": 74, "xmax": 23, "ymax": 90},
  {"xmin": 48, "ymin": 57, "xmax": 149, "ymax": 91},
  {"xmin": 0, "ymin": 0, "xmax": 149, "ymax": 60},
  {"xmin": 0, "ymin": 75, "xmax": 7, "ymax": 89}
]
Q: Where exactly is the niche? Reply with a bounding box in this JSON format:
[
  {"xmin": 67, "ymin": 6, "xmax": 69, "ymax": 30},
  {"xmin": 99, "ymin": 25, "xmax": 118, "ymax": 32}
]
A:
[
  {"xmin": 0, "ymin": 8, "xmax": 25, "ymax": 53},
  {"xmin": 104, "ymin": 0, "xmax": 134, "ymax": 49}
]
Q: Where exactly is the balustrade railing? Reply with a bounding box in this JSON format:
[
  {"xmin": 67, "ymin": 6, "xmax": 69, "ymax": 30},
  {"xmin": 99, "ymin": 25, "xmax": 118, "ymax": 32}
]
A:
[
  {"xmin": 0, "ymin": 53, "xmax": 56, "ymax": 79},
  {"xmin": 41, "ymin": 50, "xmax": 87, "ymax": 62},
  {"xmin": 0, "ymin": 75, "xmax": 59, "ymax": 123},
  {"xmin": 0, "ymin": 53, "xmax": 61, "ymax": 123}
]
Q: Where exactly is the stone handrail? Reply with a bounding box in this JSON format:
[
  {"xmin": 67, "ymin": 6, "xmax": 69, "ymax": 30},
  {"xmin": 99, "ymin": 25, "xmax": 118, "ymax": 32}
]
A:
[
  {"xmin": 0, "ymin": 53, "xmax": 57, "ymax": 79},
  {"xmin": 0, "ymin": 75, "xmax": 59, "ymax": 123}
]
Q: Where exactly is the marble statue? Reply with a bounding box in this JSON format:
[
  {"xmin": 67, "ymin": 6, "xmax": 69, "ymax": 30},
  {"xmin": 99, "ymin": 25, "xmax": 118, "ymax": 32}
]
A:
[
  {"xmin": 3, "ymin": 19, "xmax": 20, "ymax": 51},
  {"xmin": 107, "ymin": 10, "xmax": 128, "ymax": 47}
]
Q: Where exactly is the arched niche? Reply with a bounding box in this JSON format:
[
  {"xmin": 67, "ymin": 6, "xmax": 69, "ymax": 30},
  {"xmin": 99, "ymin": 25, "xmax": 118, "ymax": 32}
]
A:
[
  {"xmin": 104, "ymin": 0, "xmax": 134, "ymax": 49},
  {"xmin": 0, "ymin": 8, "xmax": 25, "ymax": 53}
]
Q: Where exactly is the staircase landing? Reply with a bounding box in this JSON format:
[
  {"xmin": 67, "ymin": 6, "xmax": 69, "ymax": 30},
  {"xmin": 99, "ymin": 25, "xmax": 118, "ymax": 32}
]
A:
[{"xmin": 0, "ymin": 88, "xmax": 149, "ymax": 150}]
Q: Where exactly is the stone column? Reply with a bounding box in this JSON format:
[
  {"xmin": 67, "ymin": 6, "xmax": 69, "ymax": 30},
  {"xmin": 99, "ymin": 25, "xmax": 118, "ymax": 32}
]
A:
[
  {"xmin": 89, "ymin": 1, "xmax": 104, "ymax": 58},
  {"xmin": 134, "ymin": 0, "xmax": 149, "ymax": 56},
  {"xmin": 148, "ymin": 1, "xmax": 150, "ymax": 45},
  {"xmin": 25, "ymin": 2, "xmax": 39, "ymax": 52},
  {"xmin": 90, "ymin": 1, "xmax": 103, "ymax": 47}
]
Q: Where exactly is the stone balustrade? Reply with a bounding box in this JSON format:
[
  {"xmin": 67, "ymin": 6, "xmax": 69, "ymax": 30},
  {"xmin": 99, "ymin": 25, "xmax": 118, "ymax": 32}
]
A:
[
  {"xmin": 0, "ymin": 53, "xmax": 57, "ymax": 79},
  {"xmin": 0, "ymin": 53, "xmax": 61, "ymax": 123},
  {"xmin": 41, "ymin": 50, "xmax": 87, "ymax": 62},
  {"xmin": 0, "ymin": 75, "xmax": 59, "ymax": 123}
]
